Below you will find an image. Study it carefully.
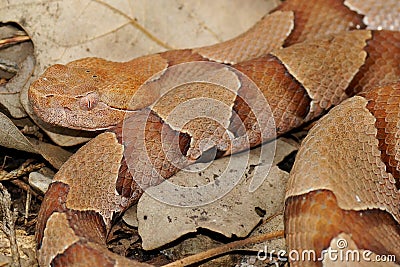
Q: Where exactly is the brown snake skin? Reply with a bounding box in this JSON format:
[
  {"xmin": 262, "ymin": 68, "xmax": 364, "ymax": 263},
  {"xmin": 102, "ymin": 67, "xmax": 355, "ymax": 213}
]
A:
[{"xmin": 28, "ymin": 0, "xmax": 400, "ymax": 266}]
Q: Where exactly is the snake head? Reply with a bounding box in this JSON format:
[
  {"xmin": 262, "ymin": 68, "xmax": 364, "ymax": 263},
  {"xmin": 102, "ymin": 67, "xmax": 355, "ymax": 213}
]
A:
[
  {"xmin": 29, "ymin": 58, "xmax": 128, "ymax": 130},
  {"xmin": 28, "ymin": 55, "xmax": 169, "ymax": 131}
]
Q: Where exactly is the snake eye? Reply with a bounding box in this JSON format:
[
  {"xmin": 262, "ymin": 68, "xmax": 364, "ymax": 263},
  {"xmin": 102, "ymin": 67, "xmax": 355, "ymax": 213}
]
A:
[{"xmin": 78, "ymin": 92, "xmax": 99, "ymax": 111}]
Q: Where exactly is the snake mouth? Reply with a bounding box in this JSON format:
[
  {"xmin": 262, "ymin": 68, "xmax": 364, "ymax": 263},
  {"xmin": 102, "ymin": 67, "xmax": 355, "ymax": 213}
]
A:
[
  {"xmin": 30, "ymin": 94, "xmax": 126, "ymax": 131},
  {"xmin": 46, "ymin": 105, "xmax": 126, "ymax": 131},
  {"xmin": 29, "ymin": 79, "xmax": 128, "ymax": 130}
]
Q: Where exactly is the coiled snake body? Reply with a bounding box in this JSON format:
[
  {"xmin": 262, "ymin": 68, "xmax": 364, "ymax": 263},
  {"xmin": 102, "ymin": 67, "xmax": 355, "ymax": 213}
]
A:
[{"xmin": 28, "ymin": 0, "xmax": 400, "ymax": 266}]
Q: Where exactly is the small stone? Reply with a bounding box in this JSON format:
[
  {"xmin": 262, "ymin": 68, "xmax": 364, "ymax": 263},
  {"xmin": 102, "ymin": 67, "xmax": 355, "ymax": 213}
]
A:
[{"xmin": 28, "ymin": 172, "xmax": 52, "ymax": 193}]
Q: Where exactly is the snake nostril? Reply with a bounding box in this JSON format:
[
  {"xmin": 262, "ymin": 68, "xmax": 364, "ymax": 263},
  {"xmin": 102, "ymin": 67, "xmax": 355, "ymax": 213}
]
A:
[{"xmin": 84, "ymin": 69, "xmax": 98, "ymax": 79}]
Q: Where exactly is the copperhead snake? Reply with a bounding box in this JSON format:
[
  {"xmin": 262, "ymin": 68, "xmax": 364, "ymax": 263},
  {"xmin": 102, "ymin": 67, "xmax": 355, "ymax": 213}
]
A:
[{"xmin": 27, "ymin": 0, "xmax": 400, "ymax": 266}]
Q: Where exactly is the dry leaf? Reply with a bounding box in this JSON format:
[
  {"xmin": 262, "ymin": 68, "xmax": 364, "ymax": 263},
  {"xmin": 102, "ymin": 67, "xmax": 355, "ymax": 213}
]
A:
[
  {"xmin": 122, "ymin": 204, "xmax": 138, "ymax": 228},
  {"xmin": 0, "ymin": 112, "xmax": 71, "ymax": 169},
  {"xmin": 0, "ymin": 24, "xmax": 34, "ymax": 118},
  {"xmin": 137, "ymin": 139, "xmax": 296, "ymax": 250},
  {"xmin": 0, "ymin": 112, "xmax": 37, "ymax": 154},
  {"xmin": 1, "ymin": 55, "xmax": 34, "ymax": 117}
]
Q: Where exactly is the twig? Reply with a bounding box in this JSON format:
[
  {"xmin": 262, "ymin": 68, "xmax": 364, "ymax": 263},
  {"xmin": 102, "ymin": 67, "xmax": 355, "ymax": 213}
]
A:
[
  {"xmin": 24, "ymin": 191, "xmax": 31, "ymax": 225},
  {"xmin": 10, "ymin": 180, "xmax": 43, "ymax": 201},
  {"xmin": 163, "ymin": 230, "xmax": 284, "ymax": 267},
  {"xmin": 1, "ymin": 156, "xmax": 10, "ymax": 169},
  {"xmin": 0, "ymin": 162, "xmax": 45, "ymax": 181},
  {"xmin": 0, "ymin": 183, "xmax": 21, "ymax": 267},
  {"xmin": 261, "ymin": 211, "xmax": 283, "ymax": 225},
  {"xmin": 0, "ymin": 58, "xmax": 18, "ymax": 74},
  {"xmin": 0, "ymin": 35, "xmax": 30, "ymax": 48}
]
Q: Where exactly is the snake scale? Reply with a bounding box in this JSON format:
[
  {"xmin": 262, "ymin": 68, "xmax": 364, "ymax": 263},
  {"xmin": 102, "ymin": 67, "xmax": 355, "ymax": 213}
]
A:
[{"xmin": 28, "ymin": 0, "xmax": 400, "ymax": 266}]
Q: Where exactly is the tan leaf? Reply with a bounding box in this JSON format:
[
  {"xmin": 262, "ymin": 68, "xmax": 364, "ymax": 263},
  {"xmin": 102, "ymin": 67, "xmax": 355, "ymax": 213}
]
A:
[
  {"xmin": 0, "ymin": 25, "xmax": 34, "ymax": 118},
  {"xmin": 137, "ymin": 139, "xmax": 296, "ymax": 250},
  {"xmin": 0, "ymin": 112, "xmax": 71, "ymax": 169}
]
